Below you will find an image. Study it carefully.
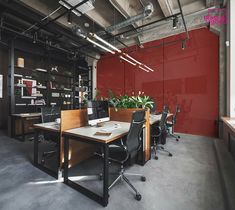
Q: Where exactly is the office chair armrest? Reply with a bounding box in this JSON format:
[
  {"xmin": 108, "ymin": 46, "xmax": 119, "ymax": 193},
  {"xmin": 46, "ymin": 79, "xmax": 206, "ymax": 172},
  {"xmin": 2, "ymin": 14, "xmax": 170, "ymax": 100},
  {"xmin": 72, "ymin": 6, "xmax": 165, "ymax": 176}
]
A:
[{"xmin": 109, "ymin": 138, "xmax": 127, "ymax": 151}]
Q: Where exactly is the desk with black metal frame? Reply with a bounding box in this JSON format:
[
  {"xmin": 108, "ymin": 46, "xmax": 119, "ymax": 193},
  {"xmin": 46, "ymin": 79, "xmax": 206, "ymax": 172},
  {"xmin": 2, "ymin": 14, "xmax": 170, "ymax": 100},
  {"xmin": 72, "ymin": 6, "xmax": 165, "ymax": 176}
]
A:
[
  {"xmin": 62, "ymin": 121, "xmax": 130, "ymax": 207},
  {"xmin": 34, "ymin": 122, "xmax": 61, "ymax": 179}
]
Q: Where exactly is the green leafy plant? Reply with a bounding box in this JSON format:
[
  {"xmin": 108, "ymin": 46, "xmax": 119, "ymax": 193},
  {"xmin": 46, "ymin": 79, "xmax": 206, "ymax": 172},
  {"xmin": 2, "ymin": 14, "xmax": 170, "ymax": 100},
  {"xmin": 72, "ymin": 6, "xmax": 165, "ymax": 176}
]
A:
[{"xmin": 106, "ymin": 90, "xmax": 154, "ymax": 111}]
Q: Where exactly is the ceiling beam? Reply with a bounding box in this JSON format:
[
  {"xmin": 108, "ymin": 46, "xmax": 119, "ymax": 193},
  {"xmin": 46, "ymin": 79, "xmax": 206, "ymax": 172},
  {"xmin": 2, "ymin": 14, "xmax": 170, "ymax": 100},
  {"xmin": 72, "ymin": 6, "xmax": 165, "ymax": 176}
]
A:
[
  {"xmin": 206, "ymin": 0, "xmax": 224, "ymax": 7},
  {"xmin": 157, "ymin": 0, "xmax": 174, "ymax": 17}
]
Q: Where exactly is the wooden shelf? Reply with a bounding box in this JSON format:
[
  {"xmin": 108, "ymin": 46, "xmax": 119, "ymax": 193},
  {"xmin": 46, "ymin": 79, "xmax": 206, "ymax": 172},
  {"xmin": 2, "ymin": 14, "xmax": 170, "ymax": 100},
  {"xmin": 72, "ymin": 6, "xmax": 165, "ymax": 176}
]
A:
[
  {"xmin": 14, "ymin": 84, "xmax": 26, "ymax": 87},
  {"xmin": 51, "ymin": 71, "xmax": 73, "ymax": 78},
  {"xmin": 14, "ymin": 65, "xmax": 34, "ymax": 71}
]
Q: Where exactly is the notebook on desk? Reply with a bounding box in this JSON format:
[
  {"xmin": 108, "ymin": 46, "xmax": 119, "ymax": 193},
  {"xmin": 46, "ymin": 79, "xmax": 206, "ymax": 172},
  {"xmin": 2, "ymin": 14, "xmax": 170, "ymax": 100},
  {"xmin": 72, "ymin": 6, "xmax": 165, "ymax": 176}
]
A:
[{"xmin": 94, "ymin": 131, "xmax": 112, "ymax": 136}]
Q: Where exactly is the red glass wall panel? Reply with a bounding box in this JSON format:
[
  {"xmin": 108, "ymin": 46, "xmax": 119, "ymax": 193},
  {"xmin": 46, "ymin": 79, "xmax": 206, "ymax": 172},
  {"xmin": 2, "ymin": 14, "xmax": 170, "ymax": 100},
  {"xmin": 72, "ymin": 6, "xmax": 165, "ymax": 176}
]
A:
[{"xmin": 97, "ymin": 28, "xmax": 219, "ymax": 137}]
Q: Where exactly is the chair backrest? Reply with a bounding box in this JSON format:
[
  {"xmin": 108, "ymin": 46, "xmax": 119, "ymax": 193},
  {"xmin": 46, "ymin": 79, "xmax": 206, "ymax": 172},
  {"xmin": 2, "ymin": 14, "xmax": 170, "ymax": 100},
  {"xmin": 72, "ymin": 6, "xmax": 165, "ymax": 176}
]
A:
[
  {"xmin": 159, "ymin": 106, "xmax": 169, "ymax": 130},
  {"xmin": 126, "ymin": 110, "xmax": 146, "ymax": 155},
  {"xmin": 172, "ymin": 105, "xmax": 180, "ymax": 124},
  {"xmin": 41, "ymin": 107, "xmax": 61, "ymax": 123},
  {"xmin": 150, "ymin": 101, "xmax": 157, "ymax": 114}
]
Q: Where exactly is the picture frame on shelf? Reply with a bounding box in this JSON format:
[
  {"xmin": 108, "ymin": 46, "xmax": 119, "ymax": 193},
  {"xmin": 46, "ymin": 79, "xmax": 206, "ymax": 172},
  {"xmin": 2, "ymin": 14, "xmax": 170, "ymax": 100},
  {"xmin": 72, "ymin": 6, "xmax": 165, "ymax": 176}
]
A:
[{"xmin": 21, "ymin": 78, "xmax": 37, "ymax": 98}]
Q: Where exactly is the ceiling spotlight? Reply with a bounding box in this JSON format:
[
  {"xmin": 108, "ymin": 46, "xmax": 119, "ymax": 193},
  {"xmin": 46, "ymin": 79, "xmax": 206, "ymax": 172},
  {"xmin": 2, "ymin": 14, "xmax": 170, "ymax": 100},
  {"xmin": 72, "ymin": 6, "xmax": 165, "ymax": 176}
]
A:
[
  {"xmin": 173, "ymin": 16, "xmax": 178, "ymax": 29},
  {"xmin": 67, "ymin": 12, "xmax": 72, "ymax": 25},
  {"xmin": 181, "ymin": 40, "xmax": 186, "ymax": 50},
  {"xmin": 33, "ymin": 32, "xmax": 37, "ymax": 44},
  {"xmin": 84, "ymin": 22, "xmax": 90, "ymax": 28}
]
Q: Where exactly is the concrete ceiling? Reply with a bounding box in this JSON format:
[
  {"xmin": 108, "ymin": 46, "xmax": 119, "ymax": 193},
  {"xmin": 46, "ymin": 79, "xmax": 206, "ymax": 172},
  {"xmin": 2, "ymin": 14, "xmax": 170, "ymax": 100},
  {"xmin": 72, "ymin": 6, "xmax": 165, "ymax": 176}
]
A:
[{"xmin": 1, "ymin": 0, "xmax": 224, "ymax": 55}]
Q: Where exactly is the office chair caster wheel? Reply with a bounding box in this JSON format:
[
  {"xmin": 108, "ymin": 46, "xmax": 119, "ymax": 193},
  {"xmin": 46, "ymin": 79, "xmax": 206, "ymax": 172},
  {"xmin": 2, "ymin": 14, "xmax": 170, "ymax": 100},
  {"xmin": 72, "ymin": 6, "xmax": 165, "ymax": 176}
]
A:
[
  {"xmin": 176, "ymin": 139, "xmax": 179, "ymax": 142},
  {"xmin": 41, "ymin": 159, "xmax": 45, "ymax": 165},
  {"xmin": 135, "ymin": 193, "xmax": 142, "ymax": 201},
  {"xmin": 155, "ymin": 156, "xmax": 158, "ymax": 160},
  {"xmin": 169, "ymin": 153, "xmax": 173, "ymax": 157},
  {"xmin": 178, "ymin": 136, "xmax": 181, "ymax": 139},
  {"xmin": 141, "ymin": 176, "xmax": 146, "ymax": 182}
]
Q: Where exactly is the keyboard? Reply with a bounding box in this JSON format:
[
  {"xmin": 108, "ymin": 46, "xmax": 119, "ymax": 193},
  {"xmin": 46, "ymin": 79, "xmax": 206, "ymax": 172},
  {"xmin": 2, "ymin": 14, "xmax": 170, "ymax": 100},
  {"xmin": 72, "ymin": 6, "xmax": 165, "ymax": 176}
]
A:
[{"xmin": 100, "ymin": 124, "xmax": 121, "ymax": 132}]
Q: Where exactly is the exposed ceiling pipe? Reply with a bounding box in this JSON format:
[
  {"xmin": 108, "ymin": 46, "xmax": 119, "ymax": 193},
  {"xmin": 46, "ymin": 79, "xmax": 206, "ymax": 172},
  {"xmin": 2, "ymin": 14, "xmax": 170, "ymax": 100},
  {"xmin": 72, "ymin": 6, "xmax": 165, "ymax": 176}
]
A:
[
  {"xmin": 116, "ymin": 8, "xmax": 211, "ymax": 41},
  {"xmin": 0, "ymin": 24, "xmax": 98, "ymax": 60},
  {"xmin": 109, "ymin": 0, "xmax": 142, "ymax": 45},
  {"xmin": 98, "ymin": 2, "xmax": 154, "ymax": 35}
]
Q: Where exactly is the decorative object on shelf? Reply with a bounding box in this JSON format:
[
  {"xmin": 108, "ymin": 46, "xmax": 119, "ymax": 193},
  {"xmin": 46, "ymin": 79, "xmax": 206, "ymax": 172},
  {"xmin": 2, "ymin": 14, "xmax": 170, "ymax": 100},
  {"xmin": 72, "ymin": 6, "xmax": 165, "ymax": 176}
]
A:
[
  {"xmin": 15, "ymin": 89, "xmax": 21, "ymax": 96},
  {"xmin": 35, "ymin": 99, "xmax": 46, "ymax": 105},
  {"xmin": 51, "ymin": 66, "xmax": 58, "ymax": 72},
  {"xmin": 52, "ymin": 92, "xmax": 60, "ymax": 97},
  {"xmin": 17, "ymin": 58, "xmax": 24, "ymax": 68},
  {"xmin": 21, "ymin": 79, "xmax": 37, "ymax": 98}
]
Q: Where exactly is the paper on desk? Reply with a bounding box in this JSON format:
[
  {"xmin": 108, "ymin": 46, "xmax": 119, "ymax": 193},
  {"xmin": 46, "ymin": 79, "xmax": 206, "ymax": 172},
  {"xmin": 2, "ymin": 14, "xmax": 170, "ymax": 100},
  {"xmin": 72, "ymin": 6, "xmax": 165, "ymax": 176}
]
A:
[{"xmin": 87, "ymin": 108, "xmax": 93, "ymax": 115}]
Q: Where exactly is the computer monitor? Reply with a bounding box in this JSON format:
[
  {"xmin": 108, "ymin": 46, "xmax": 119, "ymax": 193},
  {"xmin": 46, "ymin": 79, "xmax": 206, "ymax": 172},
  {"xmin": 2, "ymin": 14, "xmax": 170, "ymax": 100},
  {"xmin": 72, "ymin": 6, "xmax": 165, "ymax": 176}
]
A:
[{"xmin": 87, "ymin": 100, "xmax": 109, "ymax": 126}]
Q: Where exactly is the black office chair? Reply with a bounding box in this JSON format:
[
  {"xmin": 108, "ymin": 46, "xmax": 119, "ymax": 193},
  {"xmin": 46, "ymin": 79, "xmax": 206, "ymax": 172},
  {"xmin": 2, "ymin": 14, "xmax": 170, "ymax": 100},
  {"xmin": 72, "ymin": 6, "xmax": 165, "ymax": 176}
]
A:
[
  {"xmin": 166, "ymin": 105, "xmax": 181, "ymax": 141},
  {"xmin": 40, "ymin": 106, "xmax": 60, "ymax": 165},
  {"xmin": 151, "ymin": 106, "xmax": 172, "ymax": 160},
  {"xmin": 150, "ymin": 100, "xmax": 157, "ymax": 114},
  {"xmin": 108, "ymin": 110, "xmax": 146, "ymax": 201}
]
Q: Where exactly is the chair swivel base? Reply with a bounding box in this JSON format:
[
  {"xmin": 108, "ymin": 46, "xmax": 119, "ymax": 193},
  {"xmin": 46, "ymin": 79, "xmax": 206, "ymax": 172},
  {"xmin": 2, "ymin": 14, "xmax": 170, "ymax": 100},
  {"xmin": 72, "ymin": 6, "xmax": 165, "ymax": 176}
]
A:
[
  {"xmin": 152, "ymin": 145, "xmax": 173, "ymax": 160},
  {"xmin": 108, "ymin": 165, "xmax": 146, "ymax": 201},
  {"xmin": 168, "ymin": 132, "xmax": 181, "ymax": 141}
]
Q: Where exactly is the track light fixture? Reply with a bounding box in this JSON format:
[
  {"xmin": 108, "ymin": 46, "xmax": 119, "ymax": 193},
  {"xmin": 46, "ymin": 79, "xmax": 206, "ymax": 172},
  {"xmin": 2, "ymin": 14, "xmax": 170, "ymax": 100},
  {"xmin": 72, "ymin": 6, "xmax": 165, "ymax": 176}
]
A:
[
  {"xmin": 67, "ymin": 12, "xmax": 72, "ymax": 24},
  {"xmin": 143, "ymin": 64, "xmax": 154, "ymax": 72},
  {"xmin": 86, "ymin": 37, "xmax": 115, "ymax": 54},
  {"xmin": 181, "ymin": 40, "xmax": 186, "ymax": 50},
  {"xmin": 173, "ymin": 16, "xmax": 178, "ymax": 29},
  {"xmin": 120, "ymin": 56, "xmax": 136, "ymax": 66},
  {"xmin": 123, "ymin": 53, "xmax": 142, "ymax": 65},
  {"xmin": 139, "ymin": 65, "xmax": 149, "ymax": 73},
  {"xmin": 90, "ymin": 33, "xmax": 122, "ymax": 53},
  {"xmin": 75, "ymin": 29, "xmax": 154, "ymax": 73}
]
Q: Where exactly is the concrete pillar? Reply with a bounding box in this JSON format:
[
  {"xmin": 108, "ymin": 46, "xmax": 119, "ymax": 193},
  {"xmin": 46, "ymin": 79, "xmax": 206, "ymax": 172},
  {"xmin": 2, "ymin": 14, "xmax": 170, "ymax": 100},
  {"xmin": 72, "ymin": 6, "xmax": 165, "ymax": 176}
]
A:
[{"xmin": 227, "ymin": 0, "xmax": 235, "ymax": 117}]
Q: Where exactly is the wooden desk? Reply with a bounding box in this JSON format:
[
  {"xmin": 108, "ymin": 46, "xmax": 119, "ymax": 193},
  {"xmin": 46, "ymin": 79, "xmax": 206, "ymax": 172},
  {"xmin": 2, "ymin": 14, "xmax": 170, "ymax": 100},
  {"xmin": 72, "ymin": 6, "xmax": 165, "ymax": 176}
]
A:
[
  {"xmin": 34, "ymin": 122, "xmax": 61, "ymax": 178},
  {"xmin": 33, "ymin": 109, "xmax": 96, "ymax": 178},
  {"xmin": 221, "ymin": 117, "xmax": 235, "ymax": 156},
  {"xmin": 12, "ymin": 112, "xmax": 41, "ymax": 141},
  {"xmin": 63, "ymin": 121, "xmax": 130, "ymax": 207},
  {"xmin": 149, "ymin": 113, "xmax": 173, "ymax": 125}
]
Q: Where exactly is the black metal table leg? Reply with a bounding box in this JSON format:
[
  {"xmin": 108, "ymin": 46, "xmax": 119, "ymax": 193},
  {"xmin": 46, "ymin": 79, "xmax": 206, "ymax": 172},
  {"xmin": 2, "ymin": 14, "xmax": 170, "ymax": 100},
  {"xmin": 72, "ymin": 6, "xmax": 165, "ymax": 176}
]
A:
[
  {"xmin": 22, "ymin": 118, "xmax": 25, "ymax": 141},
  {"xmin": 103, "ymin": 143, "xmax": 109, "ymax": 207},
  {"xmin": 64, "ymin": 135, "xmax": 69, "ymax": 184},
  {"xmin": 34, "ymin": 129, "xmax": 39, "ymax": 166}
]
